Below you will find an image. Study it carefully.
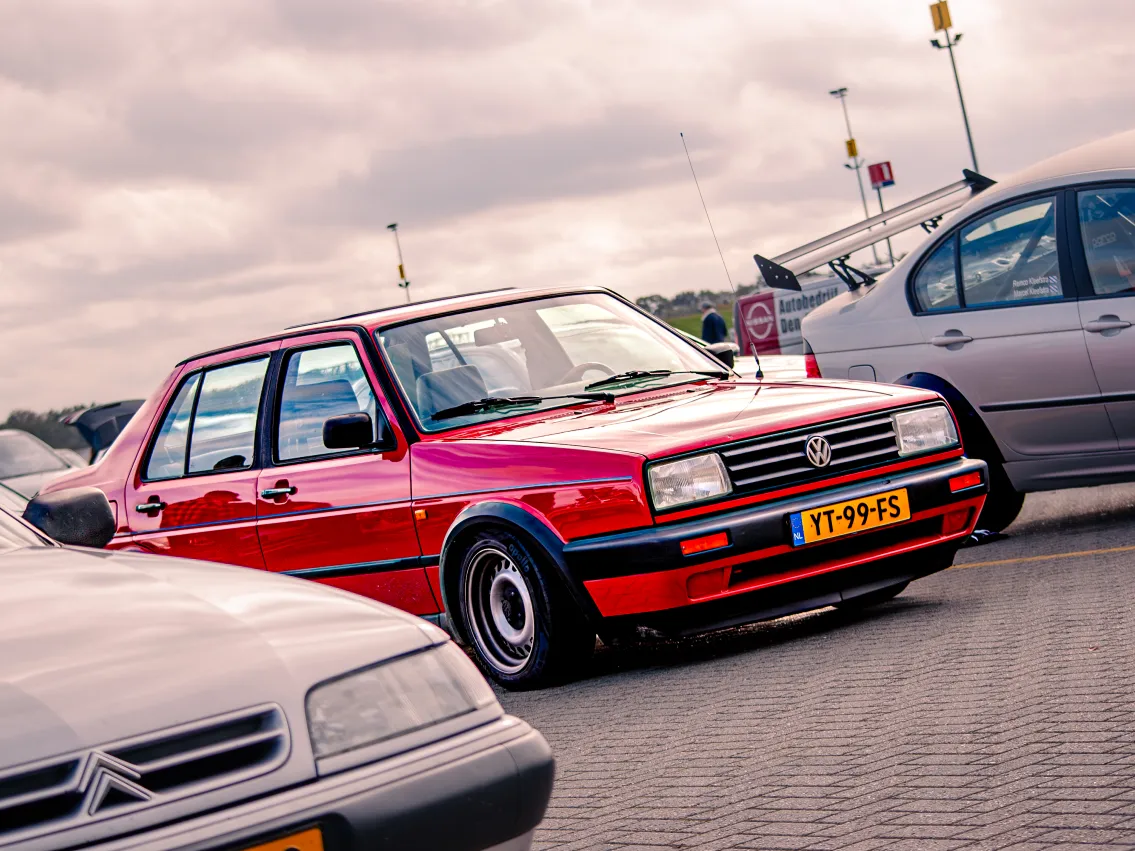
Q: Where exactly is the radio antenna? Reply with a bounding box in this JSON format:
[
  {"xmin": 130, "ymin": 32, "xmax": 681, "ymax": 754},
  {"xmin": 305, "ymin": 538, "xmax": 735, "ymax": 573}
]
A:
[{"xmin": 680, "ymin": 132, "xmax": 734, "ymax": 293}]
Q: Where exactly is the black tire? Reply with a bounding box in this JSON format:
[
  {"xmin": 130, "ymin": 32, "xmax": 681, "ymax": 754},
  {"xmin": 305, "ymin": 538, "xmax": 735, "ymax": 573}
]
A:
[
  {"xmin": 836, "ymin": 581, "xmax": 908, "ymax": 610},
  {"xmin": 975, "ymin": 459, "xmax": 1025, "ymax": 533},
  {"xmin": 458, "ymin": 528, "xmax": 595, "ymax": 690}
]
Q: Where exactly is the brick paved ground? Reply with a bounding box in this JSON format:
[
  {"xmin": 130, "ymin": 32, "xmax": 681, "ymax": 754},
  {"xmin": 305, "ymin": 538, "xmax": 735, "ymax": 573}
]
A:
[{"xmin": 500, "ymin": 486, "xmax": 1135, "ymax": 850}]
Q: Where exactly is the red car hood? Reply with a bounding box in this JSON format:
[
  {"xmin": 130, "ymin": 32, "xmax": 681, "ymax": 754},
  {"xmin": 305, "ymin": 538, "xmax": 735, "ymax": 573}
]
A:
[{"xmin": 461, "ymin": 379, "xmax": 939, "ymax": 459}]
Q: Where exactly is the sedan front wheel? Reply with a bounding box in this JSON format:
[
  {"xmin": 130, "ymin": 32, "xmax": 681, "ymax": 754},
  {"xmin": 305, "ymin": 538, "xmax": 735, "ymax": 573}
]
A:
[{"xmin": 458, "ymin": 528, "xmax": 594, "ymax": 689}]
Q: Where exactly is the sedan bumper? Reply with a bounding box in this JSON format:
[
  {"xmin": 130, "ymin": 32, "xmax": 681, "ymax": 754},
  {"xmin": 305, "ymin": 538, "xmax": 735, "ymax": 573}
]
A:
[
  {"xmin": 81, "ymin": 718, "xmax": 552, "ymax": 851},
  {"xmin": 566, "ymin": 457, "xmax": 987, "ymax": 634}
]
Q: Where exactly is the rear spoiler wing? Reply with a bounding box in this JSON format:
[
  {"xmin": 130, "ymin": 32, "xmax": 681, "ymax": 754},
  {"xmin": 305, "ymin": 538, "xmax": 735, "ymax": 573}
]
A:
[
  {"xmin": 754, "ymin": 169, "xmax": 996, "ymax": 291},
  {"xmin": 60, "ymin": 400, "xmax": 144, "ymax": 456}
]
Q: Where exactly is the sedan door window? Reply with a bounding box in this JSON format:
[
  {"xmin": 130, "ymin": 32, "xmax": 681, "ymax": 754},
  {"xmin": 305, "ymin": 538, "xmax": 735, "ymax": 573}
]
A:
[
  {"xmin": 960, "ymin": 198, "xmax": 1062, "ymax": 308},
  {"xmin": 144, "ymin": 373, "xmax": 201, "ymax": 480},
  {"xmin": 188, "ymin": 359, "xmax": 270, "ymax": 474},
  {"xmin": 277, "ymin": 344, "xmax": 379, "ymax": 461},
  {"xmin": 144, "ymin": 358, "xmax": 269, "ymax": 480},
  {"xmin": 912, "ymin": 239, "xmax": 960, "ymax": 312},
  {"xmin": 1078, "ymin": 187, "xmax": 1135, "ymax": 296}
]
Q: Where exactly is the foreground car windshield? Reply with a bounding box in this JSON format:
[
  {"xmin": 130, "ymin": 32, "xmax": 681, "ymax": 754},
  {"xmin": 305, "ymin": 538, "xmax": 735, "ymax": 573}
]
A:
[
  {"xmin": 377, "ymin": 293, "xmax": 725, "ymax": 431},
  {"xmin": 0, "ymin": 430, "xmax": 67, "ymax": 478}
]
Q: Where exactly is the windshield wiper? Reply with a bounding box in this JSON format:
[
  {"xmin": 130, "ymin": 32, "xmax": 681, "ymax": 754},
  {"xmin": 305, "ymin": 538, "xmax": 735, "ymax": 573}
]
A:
[
  {"xmin": 584, "ymin": 369, "xmax": 729, "ymax": 392},
  {"xmin": 431, "ymin": 393, "xmax": 614, "ymax": 422}
]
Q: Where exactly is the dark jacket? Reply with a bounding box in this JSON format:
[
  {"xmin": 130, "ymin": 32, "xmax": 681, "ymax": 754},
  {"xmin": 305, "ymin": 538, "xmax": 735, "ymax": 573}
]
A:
[{"xmin": 701, "ymin": 310, "xmax": 728, "ymax": 344}]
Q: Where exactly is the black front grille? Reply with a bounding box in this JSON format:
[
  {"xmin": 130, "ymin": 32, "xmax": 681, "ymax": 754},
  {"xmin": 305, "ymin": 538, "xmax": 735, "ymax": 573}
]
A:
[
  {"xmin": 0, "ymin": 705, "xmax": 289, "ymax": 844},
  {"xmin": 721, "ymin": 412, "xmax": 901, "ymax": 495}
]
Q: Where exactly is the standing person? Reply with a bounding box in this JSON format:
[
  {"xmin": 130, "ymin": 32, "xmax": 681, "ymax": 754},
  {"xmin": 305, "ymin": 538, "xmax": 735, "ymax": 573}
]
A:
[{"xmin": 700, "ymin": 300, "xmax": 727, "ymax": 344}]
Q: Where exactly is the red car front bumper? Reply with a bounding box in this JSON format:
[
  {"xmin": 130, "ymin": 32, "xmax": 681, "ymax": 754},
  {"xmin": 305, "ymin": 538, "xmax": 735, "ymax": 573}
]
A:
[{"xmin": 563, "ymin": 457, "xmax": 987, "ymax": 635}]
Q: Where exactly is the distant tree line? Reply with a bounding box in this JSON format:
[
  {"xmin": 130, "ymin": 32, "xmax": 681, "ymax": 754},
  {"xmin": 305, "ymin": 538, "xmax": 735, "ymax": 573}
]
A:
[
  {"xmin": 2, "ymin": 406, "xmax": 91, "ymax": 452},
  {"xmin": 635, "ymin": 284, "xmax": 760, "ymax": 319}
]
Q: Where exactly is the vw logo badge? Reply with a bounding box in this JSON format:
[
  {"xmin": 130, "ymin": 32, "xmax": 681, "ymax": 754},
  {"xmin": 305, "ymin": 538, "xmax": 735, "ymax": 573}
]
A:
[{"xmin": 805, "ymin": 435, "xmax": 832, "ymax": 468}]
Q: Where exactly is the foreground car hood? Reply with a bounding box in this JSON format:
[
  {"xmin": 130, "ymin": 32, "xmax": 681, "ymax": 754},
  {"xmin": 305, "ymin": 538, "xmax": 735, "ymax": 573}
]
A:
[
  {"xmin": 466, "ymin": 379, "xmax": 935, "ymax": 458},
  {"xmin": 0, "ymin": 548, "xmax": 436, "ymax": 771}
]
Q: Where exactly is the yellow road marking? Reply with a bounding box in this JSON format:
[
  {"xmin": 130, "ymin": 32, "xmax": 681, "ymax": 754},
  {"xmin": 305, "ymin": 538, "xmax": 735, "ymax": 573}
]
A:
[{"xmin": 953, "ymin": 544, "xmax": 1135, "ymax": 570}]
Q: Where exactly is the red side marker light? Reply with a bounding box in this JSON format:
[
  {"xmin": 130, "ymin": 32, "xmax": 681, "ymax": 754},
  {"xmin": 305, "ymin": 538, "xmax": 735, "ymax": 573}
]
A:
[
  {"xmin": 804, "ymin": 354, "xmax": 822, "ymax": 378},
  {"xmin": 942, "ymin": 507, "xmax": 973, "ymax": 536},
  {"xmin": 949, "ymin": 471, "xmax": 983, "ymax": 493},
  {"xmin": 680, "ymin": 531, "xmax": 730, "ymax": 557}
]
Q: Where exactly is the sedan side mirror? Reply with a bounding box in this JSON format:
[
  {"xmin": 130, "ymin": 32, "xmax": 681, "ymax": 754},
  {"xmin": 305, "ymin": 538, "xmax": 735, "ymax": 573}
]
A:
[
  {"xmin": 23, "ymin": 487, "xmax": 116, "ymax": 548},
  {"xmin": 704, "ymin": 342, "xmax": 737, "ymax": 369},
  {"xmin": 323, "ymin": 412, "xmax": 381, "ymax": 450}
]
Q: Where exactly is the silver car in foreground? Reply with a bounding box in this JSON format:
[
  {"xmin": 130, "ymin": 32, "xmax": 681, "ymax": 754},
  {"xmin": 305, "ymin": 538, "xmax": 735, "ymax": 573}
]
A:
[
  {"xmin": 792, "ymin": 129, "xmax": 1135, "ymax": 531},
  {"xmin": 2, "ymin": 491, "xmax": 552, "ymax": 851}
]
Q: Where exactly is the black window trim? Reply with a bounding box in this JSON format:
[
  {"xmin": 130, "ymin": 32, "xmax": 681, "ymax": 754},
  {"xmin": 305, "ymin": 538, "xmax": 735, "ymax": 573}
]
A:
[
  {"xmin": 267, "ymin": 336, "xmax": 398, "ymax": 468},
  {"xmin": 139, "ymin": 354, "xmax": 273, "ymax": 484},
  {"xmin": 1065, "ymin": 179, "xmax": 1135, "ymax": 303},
  {"xmin": 908, "ymin": 189, "xmax": 1074, "ymax": 316}
]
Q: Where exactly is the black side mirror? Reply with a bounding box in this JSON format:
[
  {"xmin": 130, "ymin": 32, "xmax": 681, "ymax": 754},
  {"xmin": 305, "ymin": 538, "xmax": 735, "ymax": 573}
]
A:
[
  {"xmin": 23, "ymin": 487, "xmax": 116, "ymax": 548},
  {"xmin": 705, "ymin": 343, "xmax": 736, "ymax": 369},
  {"xmin": 323, "ymin": 412, "xmax": 379, "ymax": 450}
]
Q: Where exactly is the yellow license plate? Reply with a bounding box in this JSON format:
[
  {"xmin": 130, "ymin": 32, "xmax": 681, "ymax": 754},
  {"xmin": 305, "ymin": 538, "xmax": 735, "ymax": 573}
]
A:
[
  {"xmin": 244, "ymin": 828, "xmax": 323, "ymax": 851},
  {"xmin": 790, "ymin": 488, "xmax": 911, "ymax": 546}
]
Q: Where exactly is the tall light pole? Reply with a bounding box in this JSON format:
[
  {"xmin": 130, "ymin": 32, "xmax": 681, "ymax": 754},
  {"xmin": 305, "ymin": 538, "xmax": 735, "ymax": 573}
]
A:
[
  {"xmin": 929, "ymin": 1, "xmax": 978, "ymax": 172},
  {"xmin": 829, "ymin": 87, "xmax": 881, "ymax": 266},
  {"xmin": 386, "ymin": 222, "xmax": 411, "ymax": 303}
]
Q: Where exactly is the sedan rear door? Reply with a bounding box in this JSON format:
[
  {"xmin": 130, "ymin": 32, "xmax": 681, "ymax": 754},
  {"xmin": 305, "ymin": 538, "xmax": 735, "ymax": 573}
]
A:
[{"xmin": 909, "ymin": 193, "xmax": 1116, "ymax": 457}]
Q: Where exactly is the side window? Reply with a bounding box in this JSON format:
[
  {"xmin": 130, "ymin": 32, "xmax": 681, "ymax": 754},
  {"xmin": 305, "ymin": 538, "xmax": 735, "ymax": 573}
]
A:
[
  {"xmin": 187, "ymin": 359, "xmax": 270, "ymax": 474},
  {"xmin": 277, "ymin": 344, "xmax": 379, "ymax": 461},
  {"xmin": 960, "ymin": 197, "xmax": 1062, "ymax": 308},
  {"xmin": 913, "ymin": 239, "xmax": 959, "ymax": 312},
  {"xmin": 1078, "ymin": 187, "xmax": 1135, "ymax": 296},
  {"xmin": 144, "ymin": 373, "xmax": 201, "ymax": 480}
]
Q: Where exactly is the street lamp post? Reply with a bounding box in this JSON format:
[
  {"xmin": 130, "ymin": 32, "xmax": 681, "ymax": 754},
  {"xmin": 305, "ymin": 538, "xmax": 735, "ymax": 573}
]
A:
[
  {"xmin": 829, "ymin": 87, "xmax": 881, "ymax": 266},
  {"xmin": 929, "ymin": 1, "xmax": 979, "ymax": 172},
  {"xmin": 386, "ymin": 222, "xmax": 412, "ymax": 303}
]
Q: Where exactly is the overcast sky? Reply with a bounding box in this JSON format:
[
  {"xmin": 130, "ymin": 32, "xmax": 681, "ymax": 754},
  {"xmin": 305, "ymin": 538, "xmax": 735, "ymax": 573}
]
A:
[{"xmin": 1, "ymin": 0, "xmax": 1132, "ymax": 415}]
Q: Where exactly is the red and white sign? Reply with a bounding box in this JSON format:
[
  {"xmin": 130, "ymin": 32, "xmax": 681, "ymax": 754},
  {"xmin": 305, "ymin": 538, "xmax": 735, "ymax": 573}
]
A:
[
  {"xmin": 733, "ymin": 278, "xmax": 847, "ymax": 356},
  {"xmin": 868, "ymin": 161, "xmax": 895, "ymax": 189}
]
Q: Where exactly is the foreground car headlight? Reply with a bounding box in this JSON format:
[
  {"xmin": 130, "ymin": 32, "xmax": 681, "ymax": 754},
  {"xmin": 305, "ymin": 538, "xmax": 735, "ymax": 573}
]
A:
[
  {"xmin": 648, "ymin": 453, "xmax": 732, "ymax": 510},
  {"xmin": 892, "ymin": 406, "xmax": 959, "ymax": 456},
  {"xmin": 306, "ymin": 642, "xmax": 498, "ymax": 759}
]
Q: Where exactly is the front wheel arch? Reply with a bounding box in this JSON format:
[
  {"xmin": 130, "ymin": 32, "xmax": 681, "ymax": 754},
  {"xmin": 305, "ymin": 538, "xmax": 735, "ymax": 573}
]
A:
[{"xmin": 438, "ymin": 502, "xmax": 600, "ymax": 645}]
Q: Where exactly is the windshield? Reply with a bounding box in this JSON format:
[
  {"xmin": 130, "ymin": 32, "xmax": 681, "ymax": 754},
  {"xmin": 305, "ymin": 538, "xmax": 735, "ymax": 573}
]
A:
[
  {"xmin": 0, "ymin": 430, "xmax": 67, "ymax": 478},
  {"xmin": 0, "ymin": 507, "xmax": 51, "ymax": 552},
  {"xmin": 377, "ymin": 292, "xmax": 727, "ymax": 431}
]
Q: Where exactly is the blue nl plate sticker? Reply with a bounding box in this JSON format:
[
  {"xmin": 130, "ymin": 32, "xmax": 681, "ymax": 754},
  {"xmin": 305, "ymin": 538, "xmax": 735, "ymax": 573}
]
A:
[{"xmin": 790, "ymin": 512, "xmax": 806, "ymax": 547}]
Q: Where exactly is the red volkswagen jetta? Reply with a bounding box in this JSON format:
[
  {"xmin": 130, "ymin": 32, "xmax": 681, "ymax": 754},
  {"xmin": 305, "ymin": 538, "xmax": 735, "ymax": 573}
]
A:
[{"xmin": 40, "ymin": 286, "xmax": 987, "ymax": 688}]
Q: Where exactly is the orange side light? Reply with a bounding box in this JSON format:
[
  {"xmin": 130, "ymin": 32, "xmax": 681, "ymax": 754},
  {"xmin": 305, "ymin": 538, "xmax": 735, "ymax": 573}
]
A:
[
  {"xmin": 949, "ymin": 471, "xmax": 983, "ymax": 493},
  {"xmin": 680, "ymin": 531, "xmax": 730, "ymax": 557}
]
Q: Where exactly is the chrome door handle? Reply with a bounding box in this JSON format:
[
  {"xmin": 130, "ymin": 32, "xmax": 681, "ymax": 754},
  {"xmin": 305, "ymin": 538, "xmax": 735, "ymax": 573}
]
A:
[
  {"xmin": 260, "ymin": 486, "xmax": 297, "ymax": 498},
  {"xmin": 1085, "ymin": 315, "xmax": 1132, "ymax": 333},
  {"xmin": 135, "ymin": 500, "xmax": 166, "ymax": 514},
  {"xmin": 930, "ymin": 331, "xmax": 973, "ymax": 347}
]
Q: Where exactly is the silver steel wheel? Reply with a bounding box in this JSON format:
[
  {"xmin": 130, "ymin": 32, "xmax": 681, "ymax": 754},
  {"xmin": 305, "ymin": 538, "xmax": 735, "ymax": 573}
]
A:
[{"xmin": 465, "ymin": 546, "xmax": 536, "ymax": 675}]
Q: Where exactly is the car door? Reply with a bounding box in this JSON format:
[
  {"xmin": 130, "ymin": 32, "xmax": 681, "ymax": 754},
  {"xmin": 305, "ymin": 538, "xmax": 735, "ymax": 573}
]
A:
[
  {"xmin": 1072, "ymin": 184, "xmax": 1135, "ymax": 449},
  {"xmin": 125, "ymin": 347, "xmax": 276, "ymax": 567},
  {"xmin": 910, "ymin": 193, "xmax": 1116, "ymax": 456},
  {"xmin": 255, "ymin": 331, "xmax": 437, "ymax": 615}
]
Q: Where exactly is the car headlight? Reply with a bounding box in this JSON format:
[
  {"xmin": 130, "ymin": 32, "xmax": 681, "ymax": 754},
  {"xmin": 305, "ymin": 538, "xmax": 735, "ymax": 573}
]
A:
[
  {"xmin": 648, "ymin": 453, "xmax": 732, "ymax": 510},
  {"xmin": 892, "ymin": 406, "xmax": 959, "ymax": 456},
  {"xmin": 306, "ymin": 642, "xmax": 498, "ymax": 760}
]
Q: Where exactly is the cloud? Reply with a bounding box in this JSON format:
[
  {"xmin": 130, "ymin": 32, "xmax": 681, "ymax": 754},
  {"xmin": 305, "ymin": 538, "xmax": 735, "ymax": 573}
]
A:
[
  {"xmin": 303, "ymin": 109, "xmax": 719, "ymax": 227},
  {"xmin": 3, "ymin": 0, "xmax": 1135, "ymax": 417}
]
